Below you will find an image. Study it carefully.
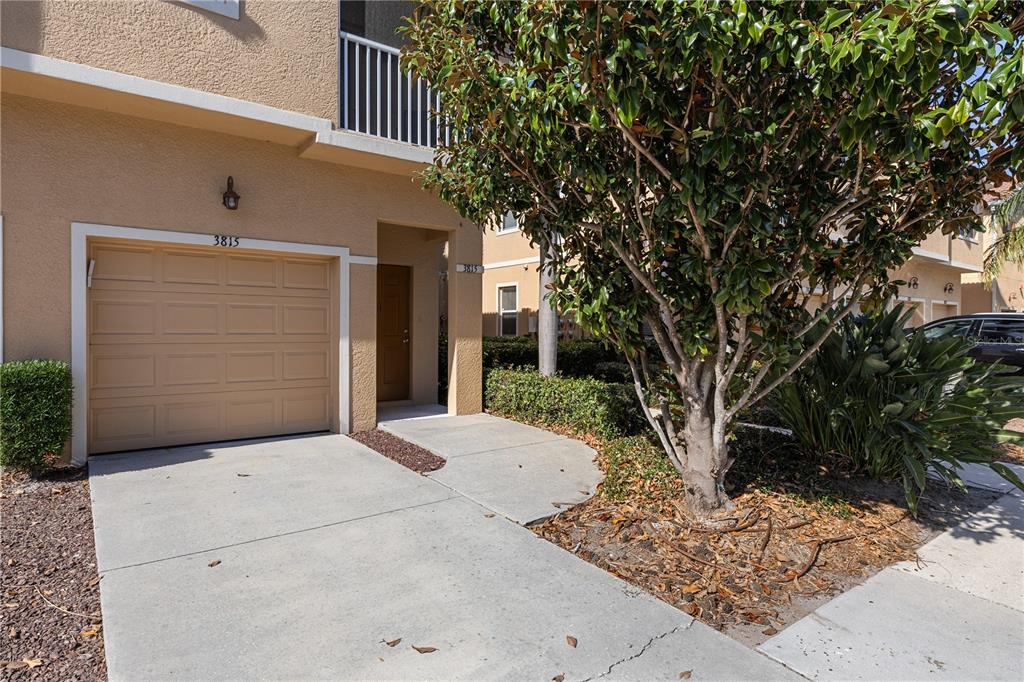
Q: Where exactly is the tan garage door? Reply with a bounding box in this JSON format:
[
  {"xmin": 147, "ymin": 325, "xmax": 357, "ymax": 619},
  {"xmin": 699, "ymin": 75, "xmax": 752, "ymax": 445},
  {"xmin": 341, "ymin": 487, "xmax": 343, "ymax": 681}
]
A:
[{"xmin": 87, "ymin": 239, "xmax": 334, "ymax": 453}]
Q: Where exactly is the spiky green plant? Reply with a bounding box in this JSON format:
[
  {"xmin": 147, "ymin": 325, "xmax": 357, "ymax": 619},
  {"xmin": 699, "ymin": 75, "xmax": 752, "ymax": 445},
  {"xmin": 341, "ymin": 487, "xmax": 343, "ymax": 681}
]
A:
[
  {"xmin": 773, "ymin": 305, "xmax": 1024, "ymax": 512},
  {"xmin": 984, "ymin": 186, "xmax": 1024, "ymax": 281}
]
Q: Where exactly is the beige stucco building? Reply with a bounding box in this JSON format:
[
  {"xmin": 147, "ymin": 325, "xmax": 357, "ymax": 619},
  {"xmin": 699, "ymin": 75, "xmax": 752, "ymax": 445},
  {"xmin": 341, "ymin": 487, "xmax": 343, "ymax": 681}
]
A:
[
  {"xmin": 483, "ymin": 216, "xmax": 991, "ymax": 335},
  {"xmin": 0, "ymin": 0, "xmax": 482, "ymax": 463}
]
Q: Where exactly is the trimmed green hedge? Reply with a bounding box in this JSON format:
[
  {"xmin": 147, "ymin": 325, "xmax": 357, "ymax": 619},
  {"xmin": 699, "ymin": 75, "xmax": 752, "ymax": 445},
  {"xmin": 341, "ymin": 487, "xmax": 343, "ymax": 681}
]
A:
[
  {"xmin": 0, "ymin": 360, "xmax": 73, "ymax": 472},
  {"xmin": 485, "ymin": 367, "xmax": 647, "ymax": 439},
  {"xmin": 483, "ymin": 337, "xmax": 622, "ymax": 378}
]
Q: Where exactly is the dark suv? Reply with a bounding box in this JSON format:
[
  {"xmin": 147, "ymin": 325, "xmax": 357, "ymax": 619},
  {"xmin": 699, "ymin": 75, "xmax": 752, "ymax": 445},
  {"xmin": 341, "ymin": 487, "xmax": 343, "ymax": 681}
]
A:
[{"xmin": 920, "ymin": 313, "xmax": 1024, "ymax": 373}]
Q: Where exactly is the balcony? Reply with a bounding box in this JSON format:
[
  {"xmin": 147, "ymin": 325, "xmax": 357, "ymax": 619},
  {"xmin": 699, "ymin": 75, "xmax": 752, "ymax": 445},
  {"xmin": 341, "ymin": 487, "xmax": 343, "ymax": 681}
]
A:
[{"xmin": 339, "ymin": 31, "xmax": 448, "ymax": 149}]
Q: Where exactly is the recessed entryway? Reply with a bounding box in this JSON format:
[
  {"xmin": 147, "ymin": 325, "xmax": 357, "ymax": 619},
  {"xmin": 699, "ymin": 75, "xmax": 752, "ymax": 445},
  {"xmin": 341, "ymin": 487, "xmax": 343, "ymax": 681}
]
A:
[{"xmin": 376, "ymin": 263, "xmax": 411, "ymax": 402}]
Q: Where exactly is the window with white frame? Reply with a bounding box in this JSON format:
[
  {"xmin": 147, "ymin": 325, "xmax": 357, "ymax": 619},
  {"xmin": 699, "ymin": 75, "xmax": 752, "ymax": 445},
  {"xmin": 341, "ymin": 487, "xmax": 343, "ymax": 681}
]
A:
[
  {"xmin": 498, "ymin": 285, "xmax": 518, "ymax": 336},
  {"xmin": 497, "ymin": 211, "xmax": 519, "ymax": 234}
]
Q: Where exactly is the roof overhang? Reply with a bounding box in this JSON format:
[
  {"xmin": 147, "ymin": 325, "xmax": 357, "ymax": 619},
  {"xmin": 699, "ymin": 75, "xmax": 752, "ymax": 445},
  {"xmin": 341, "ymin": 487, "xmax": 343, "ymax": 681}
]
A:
[{"xmin": 0, "ymin": 47, "xmax": 432, "ymax": 177}]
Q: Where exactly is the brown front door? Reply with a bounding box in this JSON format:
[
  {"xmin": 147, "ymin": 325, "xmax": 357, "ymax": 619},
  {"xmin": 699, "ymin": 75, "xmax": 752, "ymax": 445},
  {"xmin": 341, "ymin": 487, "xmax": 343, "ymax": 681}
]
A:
[{"xmin": 377, "ymin": 264, "xmax": 411, "ymax": 401}]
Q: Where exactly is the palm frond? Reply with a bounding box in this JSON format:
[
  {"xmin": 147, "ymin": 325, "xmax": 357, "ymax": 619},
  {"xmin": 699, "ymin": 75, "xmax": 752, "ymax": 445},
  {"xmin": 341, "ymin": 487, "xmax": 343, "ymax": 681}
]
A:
[{"xmin": 984, "ymin": 186, "xmax": 1024, "ymax": 281}]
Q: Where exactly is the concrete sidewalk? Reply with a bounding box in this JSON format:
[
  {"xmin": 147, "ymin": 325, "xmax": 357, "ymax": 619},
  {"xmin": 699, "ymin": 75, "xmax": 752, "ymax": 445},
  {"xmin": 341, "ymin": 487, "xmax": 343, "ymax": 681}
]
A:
[
  {"xmin": 380, "ymin": 411, "xmax": 603, "ymax": 524},
  {"xmin": 758, "ymin": 463, "xmax": 1024, "ymax": 681},
  {"xmin": 89, "ymin": 433, "xmax": 796, "ymax": 681}
]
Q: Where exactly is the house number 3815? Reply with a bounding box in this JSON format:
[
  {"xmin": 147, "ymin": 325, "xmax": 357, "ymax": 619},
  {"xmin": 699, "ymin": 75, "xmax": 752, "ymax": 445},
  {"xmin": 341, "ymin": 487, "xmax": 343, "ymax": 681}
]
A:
[{"xmin": 213, "ymin": 235, "xmax": 240, "ymax": 247}]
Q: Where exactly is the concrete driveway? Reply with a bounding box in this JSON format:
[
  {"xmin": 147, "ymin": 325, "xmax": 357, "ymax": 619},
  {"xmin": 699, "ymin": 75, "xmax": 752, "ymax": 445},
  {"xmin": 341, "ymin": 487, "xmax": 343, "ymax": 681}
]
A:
[{"xmin": 89, "ymin": 433, "xmax": 796, "ymax": 681}]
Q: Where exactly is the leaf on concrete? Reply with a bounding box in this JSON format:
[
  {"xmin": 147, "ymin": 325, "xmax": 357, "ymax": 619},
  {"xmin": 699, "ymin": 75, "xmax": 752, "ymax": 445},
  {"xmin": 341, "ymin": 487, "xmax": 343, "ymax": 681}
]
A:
[
  {"xmin": 566, "ymin": 635, "xmax": 577, "ymax": 648},
  {"xmin": 385, "ymin": 638, "xmax": 402, "ymax": 647},
  {"xmin": 208, "ymin": 560, "xmax": 221, "ymax": 568},
  {"xmin": 412, "ymin": 646, "xmax": 438, "ymax": 654},
  {"xmin": 552, "ymin": 675, "xmax": 565, "ymax": 682},
  {"xmin": 679, "ymin": 671, "xmax": 692, "ymax": 679}
]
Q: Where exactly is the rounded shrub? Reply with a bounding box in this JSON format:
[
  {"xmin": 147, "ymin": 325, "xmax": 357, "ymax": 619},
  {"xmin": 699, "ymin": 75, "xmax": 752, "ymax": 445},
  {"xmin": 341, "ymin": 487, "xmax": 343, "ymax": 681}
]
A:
[{"xmin": 0, "ymin": 360, "xmax": 73, "ymax": 472}]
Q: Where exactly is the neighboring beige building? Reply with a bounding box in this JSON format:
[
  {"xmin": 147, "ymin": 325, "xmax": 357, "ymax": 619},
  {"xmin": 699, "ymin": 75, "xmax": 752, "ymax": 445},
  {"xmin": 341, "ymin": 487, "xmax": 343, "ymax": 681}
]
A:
[
  {"xmin": 0, "ymin": 0, "xmax": 482, "ymax": 463},
  {"xmin": 483, "ymin": 219, "xmax": 986, "ymax": 334},
  {"xmin": 961, "ymin": 208, "xmax": 1024, "ymax": 314}
]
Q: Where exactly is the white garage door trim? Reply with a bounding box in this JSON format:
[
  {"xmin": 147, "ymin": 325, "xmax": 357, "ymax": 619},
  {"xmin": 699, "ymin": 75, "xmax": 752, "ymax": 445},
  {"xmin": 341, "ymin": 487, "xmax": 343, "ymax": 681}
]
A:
[{"xmin": 70, "ymin": 222, "xmax": 363, "ymax": 465}]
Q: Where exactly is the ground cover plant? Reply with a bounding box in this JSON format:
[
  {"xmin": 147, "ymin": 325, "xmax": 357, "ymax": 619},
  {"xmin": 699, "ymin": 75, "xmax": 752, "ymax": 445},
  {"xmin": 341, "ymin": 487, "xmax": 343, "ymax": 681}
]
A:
[{"xmin": 406, "ymin": 0, "xmax": 1024, "ymax": 516}]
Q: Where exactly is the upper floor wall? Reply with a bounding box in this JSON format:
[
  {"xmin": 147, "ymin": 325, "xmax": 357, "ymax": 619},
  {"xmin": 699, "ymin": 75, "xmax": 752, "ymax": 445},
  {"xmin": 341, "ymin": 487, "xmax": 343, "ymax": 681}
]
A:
[{"xmin": 0, "ymin": 0, "xmax": 339, "ymax": 122}]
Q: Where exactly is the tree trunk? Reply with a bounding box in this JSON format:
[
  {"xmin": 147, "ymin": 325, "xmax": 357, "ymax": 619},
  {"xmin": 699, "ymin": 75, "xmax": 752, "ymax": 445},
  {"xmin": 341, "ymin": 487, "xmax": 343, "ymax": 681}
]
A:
[
  {"xmin": 678, "ymin": 402, "xmax": 731, "ymax": 518},
  {"xmin": 538, "ymin": 244, "xmax": 558, "ymax": 377}
]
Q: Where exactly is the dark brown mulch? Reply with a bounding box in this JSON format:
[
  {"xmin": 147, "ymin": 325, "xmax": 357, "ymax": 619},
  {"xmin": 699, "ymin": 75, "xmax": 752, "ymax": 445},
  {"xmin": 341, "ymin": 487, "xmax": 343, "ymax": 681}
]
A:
[
  {"xmin": 1, "ymin": 468, "xmax": 106, "ymax": 680},
  {"xmin": 350, "ymin": 429, "xmax": 446, "ymax": 473}
]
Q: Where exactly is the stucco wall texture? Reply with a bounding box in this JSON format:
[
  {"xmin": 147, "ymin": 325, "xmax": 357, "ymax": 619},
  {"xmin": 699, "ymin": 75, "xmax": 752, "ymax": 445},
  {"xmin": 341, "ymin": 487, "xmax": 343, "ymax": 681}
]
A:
[
  {"xmin": 1, "ymin": 0, "xmax": 339, "ymax": 123},
  {"xmin": 0, "ymin": 94, "xmax": 472, "ymax": 433}
]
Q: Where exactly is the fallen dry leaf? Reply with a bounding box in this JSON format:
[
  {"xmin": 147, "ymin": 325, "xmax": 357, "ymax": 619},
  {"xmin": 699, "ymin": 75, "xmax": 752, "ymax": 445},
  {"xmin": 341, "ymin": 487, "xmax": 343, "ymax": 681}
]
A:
[
  {"xmin": 236, "ymin": 473, "xmax": 251, "ymax": 477},
  {"xmin": 762, "ymin": 626, "xmax": 778, "ymax": 636},
  {"xmin": 484, "ymin": 513, "xmax": 495, "ymax": 518},
  {"xmin": 566, "ymin": 635, "xmax": 577, "ymax": 648},
  {"xmin": 23, "ymin": 658, "xmax": 44, "ymax": 669},
  {"xmin": 679, "ymin": 671, "xmax": 692, "ymax": 679},
  {"xmin": 385, "ymin": 638, "xmax": 401, "ymax": 647},
  {"xmin": 8, "ymin": 628, "xmax": 18, "ymax": 639},
  {"xmin": 2, "ymin": 603, "xmax": 18, "ymax": 609},
  {"xmin": 682, "ymin": 584, "xmax": 701, "ymax": 594},
  {"xmin": 1, "ymin": 660, "xmax": 27, "ymax": 670},
  {"xmin": 552, "ymin": 675, "xmax": 565, "ymax": 682},
  {"xmin": 412, "ymin": 646, "xmax": 438, "ymax": 654},
  {"xmin": 81, "ymin": 629, "xmax": 99, "ymax": 638},
  {"xmin": 208, "ymin": 560, "xmax": 221, "ymax": 568}
]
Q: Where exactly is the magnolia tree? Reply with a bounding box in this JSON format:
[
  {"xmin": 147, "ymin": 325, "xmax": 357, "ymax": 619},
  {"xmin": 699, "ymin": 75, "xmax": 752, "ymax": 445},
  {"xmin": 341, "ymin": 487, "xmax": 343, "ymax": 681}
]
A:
[{"xmin": 404, "ymin": 1, "xmax": 1024, "ymax": 516}]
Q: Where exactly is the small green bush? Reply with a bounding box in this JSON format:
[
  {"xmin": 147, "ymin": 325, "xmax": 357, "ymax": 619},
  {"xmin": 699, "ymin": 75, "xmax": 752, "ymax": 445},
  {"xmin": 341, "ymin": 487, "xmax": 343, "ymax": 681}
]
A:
[
  {"xmin": 0, "ymin": 360, "xmax": 73, "ymax": 472},
  {"xmin": 482, "ymin": 337, "xmax": 622, "ymax": 378},
  {"xmin": 772, "ymin": 305, "xmax": 1024, "ymax": 510},
  {"xmin": 485, "ymin": 368, "xmax": 647, "ymax": 439}
]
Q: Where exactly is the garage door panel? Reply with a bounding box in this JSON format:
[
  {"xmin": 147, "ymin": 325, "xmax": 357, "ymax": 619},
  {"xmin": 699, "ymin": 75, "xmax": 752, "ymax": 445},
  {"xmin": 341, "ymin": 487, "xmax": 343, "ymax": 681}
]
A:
[
  {"xmin": 165, "ymin": 400, "xmax": 223, "ymax": 436},
  {"xmin": 163, "ymin": 301, "xmax": 221, "ymax": 335},
  {"xmin": 91, "ymin": 243, "xmax": 158, "ymax": 283},
  {"xmin": 89, "ymin": 343, "xmax": 327, "ymax": 400},
  {"xmin": 283, "ymin": 259, "xmax": 330, "ymax": 291},
  {"xmin": 88, "ymin": 239, "xmax": 335, "ymax": 454},
  {"xmin": 225, "ymin": 303, "xmax": 278, "ymax": 335},
  {"xmin": 91, "ymin": 299, "xmax": 157, "ymax": 335},
  {"xmin": 282, "ymin": 350, "xmax": 329, "ymax": 380},
  {"xmin": 283, "ymin": 304, "xmax": 330, "ymax": 335},
  {"xmin": 164, "ymin": 353, "xmax": 221, "ymax": 387},
  {"xmin": 225, "ymin": 351, "xmax": 278, "ymax": 384},
  {"xmin": 163, "ymin": 249, "xmax": 221, "ymax": 285},
  {"xmin": 91, "ymin": 405, "xmax": 157, "ymax": 450},
  {"xmin": 91, "ymin": 354, "xmax": 157, "ymax": 390},
  {"xmin": 90, "ymin": 389, "xmax": 330, "ymax": 453},
  {"xmin": 226, "ymin": 254, "xmax": 279, "ymax": 288}
]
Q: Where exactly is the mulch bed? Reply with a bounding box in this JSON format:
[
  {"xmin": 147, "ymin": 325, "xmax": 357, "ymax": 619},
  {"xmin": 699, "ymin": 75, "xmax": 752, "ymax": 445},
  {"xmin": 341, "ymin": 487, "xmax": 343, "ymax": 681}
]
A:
[
  {"xmin": 1, "ymin": 468, "xmax": 106, "ymax": 680},
  {"xmin": 350, "ymin": 429, "xmax": 446, "ymax": 473},
  {"xmin": 1001, "ymin": 419, "xmax": 1024, "ymax": 465},
  {"xmin": 527, "ymin": 420, "xmax": 1002, "ymax": 647}
]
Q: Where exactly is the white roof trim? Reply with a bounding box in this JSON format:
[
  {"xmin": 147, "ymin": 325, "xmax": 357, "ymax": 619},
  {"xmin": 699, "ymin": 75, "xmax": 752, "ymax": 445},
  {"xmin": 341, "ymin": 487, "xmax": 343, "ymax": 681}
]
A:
[
  {"xmin": 484, "ymin": 256, "xmax": 540, "ymax": 270},
  {"xmin": 0, "ymin": 46, "xmax": 331, "ymax": 135},
  {"xmin": 309, "ymin": 129, "xmax": 434, "ymax": 166}
]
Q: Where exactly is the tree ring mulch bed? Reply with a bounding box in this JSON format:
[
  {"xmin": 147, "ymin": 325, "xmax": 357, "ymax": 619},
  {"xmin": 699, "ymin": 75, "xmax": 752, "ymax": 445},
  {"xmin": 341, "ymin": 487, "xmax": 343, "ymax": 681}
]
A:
[
  {"xmin": 1, "ymin": 468, "xmax": 106, "ymax": 680},
  {"xmin": 350, "ymin": 429, "xmax": 446, "ymax": 473}
]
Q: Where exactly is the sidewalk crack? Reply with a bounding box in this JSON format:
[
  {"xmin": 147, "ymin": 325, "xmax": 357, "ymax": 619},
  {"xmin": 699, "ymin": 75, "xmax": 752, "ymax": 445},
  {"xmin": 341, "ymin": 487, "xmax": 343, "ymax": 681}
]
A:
[{"xmin": 581, "ymin": 620, "xmax": 692, "ymax": 681}]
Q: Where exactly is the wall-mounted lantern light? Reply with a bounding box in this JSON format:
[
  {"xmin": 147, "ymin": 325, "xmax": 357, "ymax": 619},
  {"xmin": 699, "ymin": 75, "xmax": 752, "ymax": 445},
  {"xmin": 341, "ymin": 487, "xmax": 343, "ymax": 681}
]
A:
[
  {"xmin": 222, "ymin": 176, "xmax": 240, "ymax": 210},
  {"xmin": 943, "ymin": 282, "xmax": 955, "ymax": 294},
  {"xmin": 908, "ymin": 276, "xmax": 919, "ymax": 289}
]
